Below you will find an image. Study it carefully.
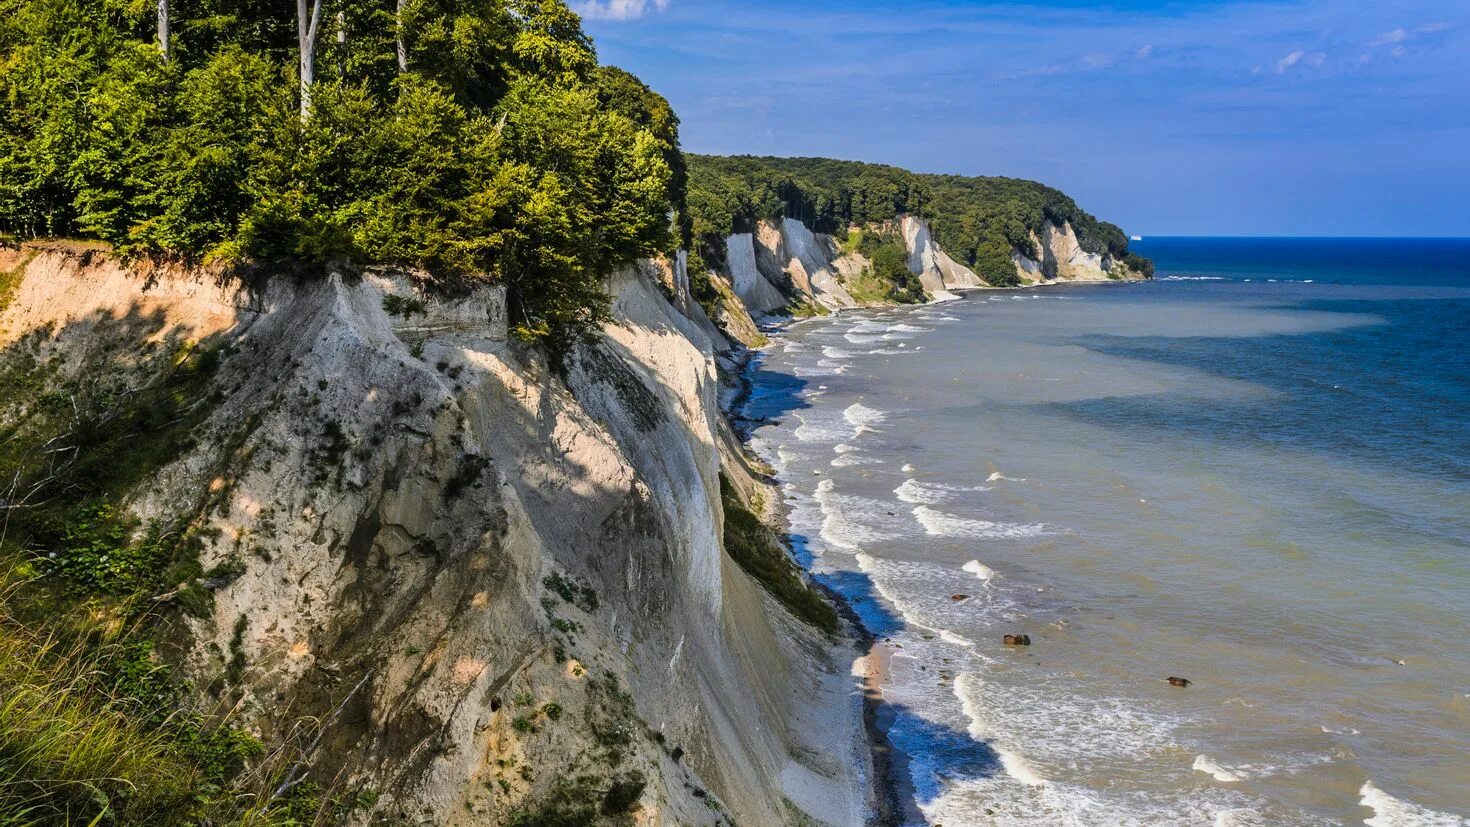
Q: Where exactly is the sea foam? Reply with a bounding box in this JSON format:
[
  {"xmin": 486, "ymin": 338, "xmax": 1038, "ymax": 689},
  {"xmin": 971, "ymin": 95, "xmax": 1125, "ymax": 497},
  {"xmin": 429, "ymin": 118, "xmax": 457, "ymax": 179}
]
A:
[
  {"xmin": 1360, "ymin": 781, "xmax": 1468, "ymax": 827},
  {"xmin": 914, "ymin": 505, "xmax": 1050, "ymax": 539}
]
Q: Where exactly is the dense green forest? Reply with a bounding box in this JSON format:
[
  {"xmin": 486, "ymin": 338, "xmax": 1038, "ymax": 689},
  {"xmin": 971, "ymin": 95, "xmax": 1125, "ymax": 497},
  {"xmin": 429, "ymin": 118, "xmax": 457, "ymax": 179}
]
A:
[
  {"xmin": 686, "ymin": 155, "xmax": 1152, "ymax": 286},
  {"xmin": 0, "ymin": 0, "xmax": 686, "ymax": 340}
]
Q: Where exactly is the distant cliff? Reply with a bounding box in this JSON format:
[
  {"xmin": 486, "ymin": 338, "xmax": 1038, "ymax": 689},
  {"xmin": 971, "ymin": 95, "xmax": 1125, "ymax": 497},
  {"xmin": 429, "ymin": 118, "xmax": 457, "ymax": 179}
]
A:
[{"xmin": 686, "ymin": 155, "xmax": 1152, "ymax": 319}]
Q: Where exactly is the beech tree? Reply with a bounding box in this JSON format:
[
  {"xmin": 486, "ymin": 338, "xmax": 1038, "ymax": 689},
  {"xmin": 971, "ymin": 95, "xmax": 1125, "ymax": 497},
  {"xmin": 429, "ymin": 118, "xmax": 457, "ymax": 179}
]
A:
[
  {"xmin": 296, "ymin": 0, "xmax": 326, "ymax": 118},
  {"xmin": 157, "ymin": 0, "xmax": 169, "ymax": 61},
  {"xmin": 396, "ymin": 0, "xmax": 407, "ymax": 72}
]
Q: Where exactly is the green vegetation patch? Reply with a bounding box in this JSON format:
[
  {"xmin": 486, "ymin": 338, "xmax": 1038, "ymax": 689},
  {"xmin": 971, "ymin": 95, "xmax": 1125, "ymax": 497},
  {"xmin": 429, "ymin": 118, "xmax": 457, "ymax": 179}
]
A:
[
  {"xmin": 719, "ymin": 474, "xmax": 839, "ymax": 635},
  {"xmin": 843, "ymin": 228, "xmax": 927, "ymax": 304},
  {"xmin": 0, "ymin": 249, "xmax": 38, "ymax": 314}
]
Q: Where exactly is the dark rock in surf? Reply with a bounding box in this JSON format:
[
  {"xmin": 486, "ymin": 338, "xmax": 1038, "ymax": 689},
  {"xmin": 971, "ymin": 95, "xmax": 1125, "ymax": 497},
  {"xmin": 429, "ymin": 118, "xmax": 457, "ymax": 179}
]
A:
[
  {"xmin": 1167, "ymin": 676, "xmax": 1191, "ymax": 688},
  {"xmin": 1003, "ymin": 634, "xmax": 1031, "ymax": 646}
]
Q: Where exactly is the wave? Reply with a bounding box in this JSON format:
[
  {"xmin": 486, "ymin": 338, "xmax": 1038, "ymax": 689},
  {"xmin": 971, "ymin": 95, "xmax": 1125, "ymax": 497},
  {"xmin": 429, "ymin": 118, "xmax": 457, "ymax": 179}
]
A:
[
  {"xmin": 1360, "ymin": 781, "xmax": 1468, "ymax": 827},
  {"xmin": 815, "ymin": 479, "xmax": 902, "ymax": 550},
  {"xmin": 1160, "ymin": 275, "xmax": 1226, "ymax": 281},
  {"xmin": 987, "ymin": 471, "xmax": 1026, "ymax": 483},
  {"xmin": 793, "ymin": 410, "xmax": 850, "ymax": 443},
  {"xmin": 962, "ymin": 560, "xmax": 997, "ymax": 582},
  {"xmin": 792, "ymin": 362, "xmax": 846, "ymax": 378},
  {"xmin": 914, "ymin": 505, "xmax": 1050, "ymax": 539},
  {"xmin": 894, "ymin": 478, "xmax": 990, "ymax": 505},
  {"xmin": 888, "ymin": 323, "xmax": 933, "ymax": 334},
  {"xmin": 843, "ymin": 402, "xmax": 888, "ymax": 436},
  {"xmin": 1194, "ymin": 754, "xmax": 1243, "ymax": 783},
  {"xmin": 955, "ymin": 673, "xmax": 1047, "ymax": 787},
  {"xmin": 821, "ymin": 345, "xmax": 856, "ymax": 359}
]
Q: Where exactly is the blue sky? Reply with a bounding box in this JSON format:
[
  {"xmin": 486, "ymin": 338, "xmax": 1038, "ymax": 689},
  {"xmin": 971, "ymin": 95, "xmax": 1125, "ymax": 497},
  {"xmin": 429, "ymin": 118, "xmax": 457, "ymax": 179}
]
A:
[{"xmin": 576, "ymin": 0, "xmax": 1468, "ymax": 236}]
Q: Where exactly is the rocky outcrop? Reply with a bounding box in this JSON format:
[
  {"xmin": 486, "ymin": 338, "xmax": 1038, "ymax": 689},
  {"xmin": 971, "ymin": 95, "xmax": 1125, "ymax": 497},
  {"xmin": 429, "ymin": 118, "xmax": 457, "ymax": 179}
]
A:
[
  {"xmin": 710, "ymin": 213, "xmax": 1141, "ymax": 322},
  {"xmin": 901, "ymin": 215, "xmax": 983, "ymax": 295},
  {"xmin": 725, "ymin": 233, "xmax": 788, "ymax": 315},
  {"xmin": 0, "ymin": 245, "xmax": 873, "ymax": 826},
  {"xmin": 1009, "ymin": 220, "xmax": 1128, "ymax": 283},
  {"xmin": 1038, "ymin": 220, "xmax": 1110, "ymax": 281}
]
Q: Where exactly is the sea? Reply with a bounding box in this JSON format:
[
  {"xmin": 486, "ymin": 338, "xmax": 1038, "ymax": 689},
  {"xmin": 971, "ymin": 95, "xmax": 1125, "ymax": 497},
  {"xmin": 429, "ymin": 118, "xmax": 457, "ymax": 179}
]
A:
[{"xmin": 739, "ymin": 238, "xmax": 1470, "ymax": 826}]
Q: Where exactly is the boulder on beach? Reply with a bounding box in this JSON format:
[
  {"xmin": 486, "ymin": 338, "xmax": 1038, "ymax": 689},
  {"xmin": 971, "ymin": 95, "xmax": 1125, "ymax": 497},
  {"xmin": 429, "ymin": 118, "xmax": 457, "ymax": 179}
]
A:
[
  {"xmin": 1003, "ymin": 634, "xmax": 1032, "ymax": 646},
  {"xmin": 1168, "ymin": 676, "xmax": 1191, "ymax": 688}
]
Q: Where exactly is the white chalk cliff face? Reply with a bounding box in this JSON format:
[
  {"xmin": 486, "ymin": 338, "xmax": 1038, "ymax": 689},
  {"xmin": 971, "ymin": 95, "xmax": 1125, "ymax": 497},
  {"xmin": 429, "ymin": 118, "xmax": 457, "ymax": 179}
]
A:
[
  {"xmin": 711, "ymin": 214, "xmax": 1140, "ymax": 320},
  {"xmin": 0, "ymin": 246, "xmax": 873, "ymax": 827},
  {"xmin": 1036, "ymin": 220, "xmax": 1112, "ymax": 281}
]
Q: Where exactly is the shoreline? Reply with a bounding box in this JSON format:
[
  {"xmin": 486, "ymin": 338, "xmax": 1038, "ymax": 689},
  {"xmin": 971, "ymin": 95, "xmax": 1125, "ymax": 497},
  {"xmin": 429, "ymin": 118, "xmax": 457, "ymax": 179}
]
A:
[
  {"xmin": 722, "ymin": 279, "xmax": 1146, "ymax": 825},
  {"xmin": 724, "ymin": 317, "xmax": 919, "ymax": 827}
]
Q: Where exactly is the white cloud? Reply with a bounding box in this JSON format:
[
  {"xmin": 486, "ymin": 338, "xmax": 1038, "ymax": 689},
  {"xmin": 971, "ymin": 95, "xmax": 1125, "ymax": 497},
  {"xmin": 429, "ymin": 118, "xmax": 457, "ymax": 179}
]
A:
[
  {"xmin": 575, "ymin": 0, "xmax": 670, "ymax": 21},
  {"xmin": 1370, "ymin": 28, "xmax": 1411, "ymax": 47},
  {"xmin": 1135, "ymin": 44, "xmax": 1154, "ymax": 59}
]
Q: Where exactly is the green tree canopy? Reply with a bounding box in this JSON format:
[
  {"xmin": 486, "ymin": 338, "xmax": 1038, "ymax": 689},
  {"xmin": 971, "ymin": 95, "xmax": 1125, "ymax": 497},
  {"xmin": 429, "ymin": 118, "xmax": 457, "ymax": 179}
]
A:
[{"xmin": 0, "ymin": 0, "xmax": 683, "ymax": 341}]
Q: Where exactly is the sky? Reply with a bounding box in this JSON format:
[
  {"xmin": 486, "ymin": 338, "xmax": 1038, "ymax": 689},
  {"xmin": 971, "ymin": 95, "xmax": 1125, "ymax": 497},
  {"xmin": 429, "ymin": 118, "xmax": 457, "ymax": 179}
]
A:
[{"xmin": 575, "ymin": 0, "xmax": 1469, "ymax": 237}]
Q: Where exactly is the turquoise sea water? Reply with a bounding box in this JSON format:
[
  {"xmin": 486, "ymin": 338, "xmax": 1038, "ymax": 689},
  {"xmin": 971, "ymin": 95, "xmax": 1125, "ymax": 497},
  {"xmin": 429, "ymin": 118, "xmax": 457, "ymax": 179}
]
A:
[{"xmin": 743, "ymin": 238, "xmax": 1470, "ymax": 825}]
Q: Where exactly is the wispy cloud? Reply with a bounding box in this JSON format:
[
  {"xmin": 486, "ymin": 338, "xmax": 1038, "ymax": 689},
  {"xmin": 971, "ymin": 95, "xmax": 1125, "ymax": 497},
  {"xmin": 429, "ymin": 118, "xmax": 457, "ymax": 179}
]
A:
[
  {"xmin": 1275, "ymin": 49, "xmax": 1325, "ymax": 73},
  {"xmin": 1370, "ymin": 22, "xmax": 1453, "ymax": 47},
  {"xmin": 576, "ymin": 0, "xmax": 670, "ymax": 22}
]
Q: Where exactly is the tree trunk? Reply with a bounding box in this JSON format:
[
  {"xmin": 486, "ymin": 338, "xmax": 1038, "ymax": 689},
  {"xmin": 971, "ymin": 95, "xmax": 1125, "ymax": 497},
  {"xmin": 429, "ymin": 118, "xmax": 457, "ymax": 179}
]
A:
[
  {"xmin": 396, "ymin": 0, "xmax": 407, "ymax": 72},
  {"xmin": 157, "ymin": 0, "xmax": 169, "ymax": 62},
  {"xmin": 297, "ymin": 0, "xmax": 325, "ymax": 120}
]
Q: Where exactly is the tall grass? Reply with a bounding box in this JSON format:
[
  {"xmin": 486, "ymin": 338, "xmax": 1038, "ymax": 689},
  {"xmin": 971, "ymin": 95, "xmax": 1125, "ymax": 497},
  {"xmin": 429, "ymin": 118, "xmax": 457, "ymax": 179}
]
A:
[
  {"xmin": 0, "ymin": 624, "xmax": 198, "ymax": 824},
  {"xmin": 0, "ymin": 564, "xmax": 316, "ymax": 826}
]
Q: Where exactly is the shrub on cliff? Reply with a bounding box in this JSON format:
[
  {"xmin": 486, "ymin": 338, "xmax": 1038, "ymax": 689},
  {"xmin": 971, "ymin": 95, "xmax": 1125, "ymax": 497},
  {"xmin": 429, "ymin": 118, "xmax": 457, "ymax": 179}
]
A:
[{"xmin": 719, "ymin": 475, "xmax": 839, "ymax": 635}]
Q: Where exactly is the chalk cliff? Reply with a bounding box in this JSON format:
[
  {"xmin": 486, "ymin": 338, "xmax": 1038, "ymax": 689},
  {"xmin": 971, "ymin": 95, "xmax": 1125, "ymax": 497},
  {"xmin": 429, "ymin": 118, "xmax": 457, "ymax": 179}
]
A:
[
  {"xmin": 707, "ymin": 213, "xmax": 1144, "ymax": 320},
  {"xmin": 0, "ymin": 244, "xmax": 873, "ymax": 826}
]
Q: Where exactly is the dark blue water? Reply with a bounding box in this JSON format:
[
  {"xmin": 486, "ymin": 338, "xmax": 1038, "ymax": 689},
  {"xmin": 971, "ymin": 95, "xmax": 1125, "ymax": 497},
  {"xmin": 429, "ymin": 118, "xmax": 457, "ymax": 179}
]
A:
[{"xmin": 1117, "ymin": 238, "xmax": 1470, "ymax": 485}]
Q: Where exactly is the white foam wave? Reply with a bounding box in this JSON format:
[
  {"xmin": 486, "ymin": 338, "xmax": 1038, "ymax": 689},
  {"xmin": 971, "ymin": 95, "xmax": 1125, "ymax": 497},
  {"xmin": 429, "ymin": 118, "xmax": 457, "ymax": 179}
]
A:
[
  {"xmin": 894, "ymin": 478, "xmax": 990, "ymax": 505},
  {"xmin": 843, "ymin": 402, "xmax": 888, "ymax": 436},
  {"xmin": 956, "ymin": 673, "xmax": 1047, "ymax": 787},
  {"xmin": 793, "ymin": 410, "xmax": 849, "ymax": 443},
  {"xmin": 821, "ymin": 345, "xmax": 855, "ymax": 359},
  {"xmin": 1194, "ymin": 754, "xmax": 1242, "ymax": 783},
  {"xmin": 901, "ymin": 463, "xmax": 916, "ymax": 473},
  {"xmin": 815, "ymin": 479, "xmax": 901, "ymax": 550},
  {"xmin": 1360, "ymin": 781, "xmax": 1469, "ymax": 827},
  {"xmin": 987, "ymin": 471, "xmax": 1026, "ymax": 483},
  {"xmin": 963, "ymin": 560, "xmax": 997, "ymax": 581},
  {"xmin": 914, "ymin": 505, "xmax": 1050, "ymax": 539},
  {"xmin": 888, "ymin": 323, "xmax": 933, "ymax": 333},
  {"xmin": 1161, "ymin": 275, "xmax": 1226, "ymax": 281}
]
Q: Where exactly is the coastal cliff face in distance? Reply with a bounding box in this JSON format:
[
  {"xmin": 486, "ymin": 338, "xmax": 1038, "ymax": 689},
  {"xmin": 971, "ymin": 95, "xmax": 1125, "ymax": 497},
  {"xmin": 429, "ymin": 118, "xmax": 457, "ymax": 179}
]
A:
[
  {"xmin": 0, "ymin": 245, "xmax": 872, "ymax": 825},
  {"xmin": 686, "ymin": 155, "xmax": 1153, "ymax": 320}
]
